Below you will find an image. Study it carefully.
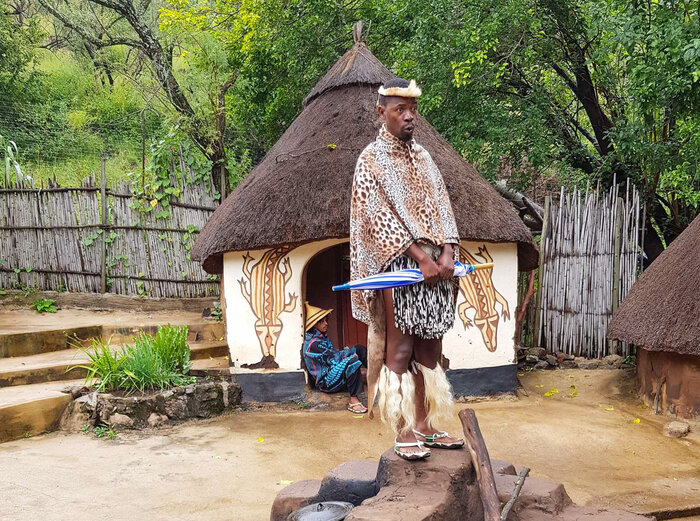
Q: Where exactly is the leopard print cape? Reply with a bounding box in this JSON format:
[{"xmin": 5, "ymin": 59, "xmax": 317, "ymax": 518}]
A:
[{"xmin": 349, "ymin": 124, "xmax": 460, "ymax": 326}]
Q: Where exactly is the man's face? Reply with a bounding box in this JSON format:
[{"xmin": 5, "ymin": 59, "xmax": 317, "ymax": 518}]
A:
[
  {"xmin": 315, "ymin": 316, "xmax": 329, "ymax": 334},
  {"xmin": 378, "ymin": 96, "xmax": 418, "ymax": 141}
]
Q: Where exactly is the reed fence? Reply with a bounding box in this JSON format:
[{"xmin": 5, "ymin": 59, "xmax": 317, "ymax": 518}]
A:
[
  {"xmin": 0, "ymin": 165, "xmax": 219, "ymax": 299},
  {"xmin": 532, "ymin": 181, "xmax": 642, "ymax": 358}
]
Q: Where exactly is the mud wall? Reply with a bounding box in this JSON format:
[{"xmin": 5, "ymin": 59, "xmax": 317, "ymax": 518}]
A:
[{"xmin": 637, "ymin": 348, "xmax": 700, "ymax": 418}]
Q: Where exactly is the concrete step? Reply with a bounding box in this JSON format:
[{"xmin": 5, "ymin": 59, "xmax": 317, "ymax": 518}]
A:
[
  {"xmin": 0, "ymin": 321, "xmax": 225, "ymax": 359},
  {"xmin": 0, "ymin": 341, "xmax": 228, "ymax": 387},
  {"xmin": 0, "ymin": 379, "xmax": 82, "ymax": 443}
]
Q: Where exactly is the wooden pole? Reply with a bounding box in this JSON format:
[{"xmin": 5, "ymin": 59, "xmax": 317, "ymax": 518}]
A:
[
  {"xmin": 500, "ymin": 467, "xmax": 530, "ymax": 521},
  {"xmin": 100, "ymin": 154, "xmax": 107, "ymax": 294},
  {"xmin": 610, "ymin": 197, "xmax": 623, "ymax": 355},
  {"xmin": 459, "ymin": 409, "xmax": 500, "ymax": 521},
  {"xmin": 534, "ymin": 195, "xmax": 550, "ymax": 347}
]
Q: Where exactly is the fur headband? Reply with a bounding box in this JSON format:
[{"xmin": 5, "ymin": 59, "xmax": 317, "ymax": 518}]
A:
[{"xmin": 378, "ymin": 79, "xmax": 422, "ymax": 98}]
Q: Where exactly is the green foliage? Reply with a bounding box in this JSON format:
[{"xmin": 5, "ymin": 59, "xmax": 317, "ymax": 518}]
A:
[
  {"xmin": 210, "ymin": 301, "xmax": 223, "ymax": 323},
  {"xmin": 75, "ymin": 325, "xmax": 194, "ymax": 394},
  {"xmin": 31, "ymin": 298, "xmax": 57, "ymax": 313},
  {"xmin": 93, "ymin": 426, "xmax": 116, "ymax": 439}
]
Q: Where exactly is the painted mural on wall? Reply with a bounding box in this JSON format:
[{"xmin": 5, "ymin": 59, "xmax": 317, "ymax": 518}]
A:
[
  {"xmin": 238, "ymin": 246, "xmax": 297, "ymax": 369},
  {"xmin": 457, "ymin": 245, "xmax": 510, "ymax": 352}
]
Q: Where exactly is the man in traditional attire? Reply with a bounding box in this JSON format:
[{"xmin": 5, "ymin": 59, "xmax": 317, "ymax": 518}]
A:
[
  {"xmin": 303, "ymin": 302, "xmax": 368, "ymax": 413},
  {"xmin": 350, "ymin": 77, "xmax": 465, "ymax": 460}
]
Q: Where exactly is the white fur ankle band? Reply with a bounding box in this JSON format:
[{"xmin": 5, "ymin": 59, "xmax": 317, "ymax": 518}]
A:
[
  {"xmin": 412, "ymin": 361, "xmax": 454, "ymax": 429},
  {"xmin": 377, "ymin": 365, "xmax": 417, "ymax": 435}
]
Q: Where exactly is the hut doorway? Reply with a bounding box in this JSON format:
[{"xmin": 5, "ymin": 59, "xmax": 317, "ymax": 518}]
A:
[{"xmin": 304, "ymin": 243, "xmax": 368, "ymax": 349}]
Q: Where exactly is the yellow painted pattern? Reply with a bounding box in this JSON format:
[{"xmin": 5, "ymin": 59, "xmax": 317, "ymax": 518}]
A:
[
  {"xmin": 238, "ymin": 246, "xmax": 297, "ymax": 360},
  {"xmin": 457, "ymin": 245, "xmax": 510, "ymax": 352}
]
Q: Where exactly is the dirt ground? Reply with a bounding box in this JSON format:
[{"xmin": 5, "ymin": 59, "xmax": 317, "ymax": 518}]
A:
[{"xmin": 0, "ymin": 369, "xmax": 698, "ymax": 521}]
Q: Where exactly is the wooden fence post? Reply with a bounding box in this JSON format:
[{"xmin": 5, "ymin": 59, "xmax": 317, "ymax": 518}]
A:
[
  {"xmin": 100, "ymin": 154, "xmax": 107, "ymax": 294},
  {"xmin": 610, "ymin": 197, "xmax": 623, "ymax": 355},
  {"xmin": 533, "ymin": 195, "xmax": 550, "ymax": 348}
]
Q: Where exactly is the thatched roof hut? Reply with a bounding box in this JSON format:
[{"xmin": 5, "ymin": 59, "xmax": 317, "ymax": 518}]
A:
[
  {"xmin": 192, "ymin": 41, "xmax": 537, "ymax": 274},
  {"xmin": 608, "ymin": 214, "xmax": 700, "ymax": 417},
  {"xmin": 608, "ymin": 214, "xmax": 700, "ymax": 354}
]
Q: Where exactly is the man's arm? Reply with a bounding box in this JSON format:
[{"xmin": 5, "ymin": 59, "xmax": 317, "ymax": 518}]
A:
[{"xmin": 404, "ymin": 242, "xmax": 441, "ymax": 286}]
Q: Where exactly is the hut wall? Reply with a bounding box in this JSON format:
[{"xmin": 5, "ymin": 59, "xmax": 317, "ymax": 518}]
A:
[
  {"xmin": 443, "ymin": 241, "xmax": 518, "ymax": 371},
  {"xmin": 637, "ymin": 348, "xmax": 700, "ymax": 418},
  {"xmin": 222, "ymin": 239, "xmax": 345, "ymax": 372},
  {"xmin": 222, "ymin": 239, "xmax": 518, "ymax": 376}
]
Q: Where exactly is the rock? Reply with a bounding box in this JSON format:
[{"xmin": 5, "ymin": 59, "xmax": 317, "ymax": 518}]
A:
[
  {"xmin": 663, "ymin": 421, "xmax": 690, "ymax": 438},
  {"xmin": 491, "ymin": 459, "xmax": 517, "ymax": 476},
  {"xmin": 270, "ymin": 479, "xmax": 321, "ymax": 521},
  {"xmin": 545, "ymin": 355, "xmax": 558, "ymax": 367},
  {"xmin": 524, "ymin": 504, "xmax": 655, "ymax": 521},
  {"xmin": 602, "ymin": 354, "xmax": 623, "ymax": 369},
  {"xmin": 556, "ymin": 351, "xmax": 574, "ymax": 361},
  {"xmin": 164, "ymin": 396, "xmax": 189, "ymax": 420},
  {"xmin": 346, "ymin": 448, "xmax": 482, "ymax": 521},
  {"xmin": 107, "ymin": 413, "xmax": 134, "ymax": 429},
  {"xmin": 318, "ymin": 460, "xmax": 378, "ymax": 506},
  {"xmin": 576, "ymin": 358, "xmax": 600, "ymax": 369},
  {"xmin": 527, "ymin": 347, "xmax": 546, "ymax": 358},
  {"xmin": 534, "ymin": 361, "xmax": 550, "ymax": 370},
  {"xmin": 560, "ymin": 360, "xmax": 577, "ymax": 369},
  {"xmin": 147, "ymin": 413, "xmax": 168, "ymax": 428},
  {"xmin": 526, "ymin": 355, "xmax": 540, "ymax": 364},
  {"xmin": 495, "ymin": 474, "xmax": 572, "ymax": 514}
]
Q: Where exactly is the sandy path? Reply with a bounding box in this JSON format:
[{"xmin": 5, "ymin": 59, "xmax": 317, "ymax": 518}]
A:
[{"xmin": 0, "ymin": 369, "xmax": 697, "ymax": 521}]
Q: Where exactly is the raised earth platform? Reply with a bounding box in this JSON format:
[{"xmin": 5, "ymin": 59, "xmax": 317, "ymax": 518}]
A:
[
  {"xmin": 271, "ymin": 449, "xmax": 656, "ymax": 521},
  {"xmin": 0, "ymin": 304, "xmax": 231, "ymax": 443}
]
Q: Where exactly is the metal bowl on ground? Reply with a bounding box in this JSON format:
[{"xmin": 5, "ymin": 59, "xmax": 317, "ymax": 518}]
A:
[{"xmin": 287, "ymin": 501, "xmax": 354, "ymax": 521}]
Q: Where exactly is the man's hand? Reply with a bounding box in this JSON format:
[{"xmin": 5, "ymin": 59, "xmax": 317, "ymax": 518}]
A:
[
  {"xmin": 437, "ymin": 245, "xmax": 455, "ymax": 281},
  {"xmin": 418, "ymin": 256, "xmax": 440, "ymax": 286}
]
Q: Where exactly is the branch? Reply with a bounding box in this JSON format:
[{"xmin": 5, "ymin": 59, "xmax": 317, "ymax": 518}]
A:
[
  {"xmin": 38, "ymin": 0, "xmax": 143, "ymax": 50},
  {"xmin": 551, "ymin": 61, "xmax": 578, "ymax": 94}
]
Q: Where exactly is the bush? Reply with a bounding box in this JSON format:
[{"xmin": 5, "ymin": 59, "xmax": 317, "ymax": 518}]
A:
[
  {"xmin": 75, "ymin": 325, "xmax": 194, "ymax": 394},
  {"xmin": 31, "ymin": 298, "xmax": 57, "ymax": 313}
]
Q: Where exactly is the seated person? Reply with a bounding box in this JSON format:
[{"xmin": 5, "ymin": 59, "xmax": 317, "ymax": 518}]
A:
[{"xmin": 303, "ymin": 302, "xmax": 368, "ymax": 413}]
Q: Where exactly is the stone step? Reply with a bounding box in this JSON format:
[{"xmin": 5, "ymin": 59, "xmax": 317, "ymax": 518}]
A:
[
  {"xmin": 0, "ymin": 341, "xmax": 228, "ymax": 387},
  {"xmin": 0, "ymin": 379, "xmax": 82, "ymax": 443},
  {"xmin": 0, "ymin": 321, "xmax": 225, "ymax": 359}
]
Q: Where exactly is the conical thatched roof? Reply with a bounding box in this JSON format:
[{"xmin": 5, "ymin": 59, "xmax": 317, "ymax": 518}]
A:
[
  {"xmin": 192, "ymin": 41, "xmax": 538, "ymax": 274},
  {"xmin": 608, "ymin": 214, "xmax": 700, "ymax": 355}
]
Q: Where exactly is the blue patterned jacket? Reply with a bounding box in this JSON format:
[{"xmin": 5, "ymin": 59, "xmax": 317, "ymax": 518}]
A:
[{"xmin": 303, "ymin": 328, "xmax": 362, "ymax": 392}]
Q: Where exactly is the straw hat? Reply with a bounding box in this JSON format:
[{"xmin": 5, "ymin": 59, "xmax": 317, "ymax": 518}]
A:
[{"xmin": 304, "ymin": 301, "xmax": 333, "ymax": 332}]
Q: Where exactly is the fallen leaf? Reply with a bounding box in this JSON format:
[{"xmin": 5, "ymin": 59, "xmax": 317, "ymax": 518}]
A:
[
  {"xmin": 536, "ymin": 384, "xmax": 544, "ymax": 388},
  {"xmin": 257, "ymin": 437, "xmax": 264, "ymax": 443},
  {"xmin": 518, "ymin": 373, "xmax": 524, "ymax": 377},
  {"xmin": 637, "ymin": 404, "xmax": 648, "ymax": 409},
  {"xmin": 604, "ymin": 407, "xmax": 614, "ymax": 411},
  {"xmin": 568, "ymin": 375, "xmax": 575, "ymax": 379},
  {"xmin": 673, "ymin": 477, "xmax": 678, "ymax": 481},
  {"xmin": 544, "ymin": 392, "xmax": 553, "ymax": 397},
  {"xmin": 632, "ymin": 418, "xmax": 641, "ymax": 424},
  {"xmin": 569, "ymin": 391, "xmax": 578, "ymax": 397},
  {"xmin": 278, "ymin": 480, "xmax": 293, "ymax": 485},
  {"xmin": 353, "ymin": 415, "xmax": 364, "ymax": 419},
  {"xmin": 550, "ymin": 388, "xmax": 559, "ymax": 394}
]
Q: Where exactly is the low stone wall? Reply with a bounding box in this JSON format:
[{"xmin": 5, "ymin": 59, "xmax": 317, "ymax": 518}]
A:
[{"xmin": 61, "ymin": 379, "xmax": 241, "ymax": 430}]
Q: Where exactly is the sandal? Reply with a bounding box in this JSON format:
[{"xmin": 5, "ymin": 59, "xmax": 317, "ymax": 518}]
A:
[
  {"xmin": 412, "ymin": 429, "xmax": 465, "ymax": 449},
  {"xmin": 347, "ymin": 402, "xmax": 368, "ymax": 414},
  {"xmin": 394, "ymin": 439, "xmax": 431, "ymax": 461}
]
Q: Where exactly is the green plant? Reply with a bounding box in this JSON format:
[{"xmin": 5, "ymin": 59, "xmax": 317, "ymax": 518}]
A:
[
  {"xmin": 75, "ymin": 338, "xmax": 128, "ymax": 392},
  {"xmin": 81, "ymin": 424, "xmax": 90, "ymax": 434},
  {"xmin": 31, "ymin": 298, "xmax": 57, "ymax": 313},
  {"xmin": 75, "ymin": 325, "xmax": 194, "ymax": 394},
  {"xmin": 93, "ymin": 426, "xmax": 116, "ymax": 439},
  {"xmin": 210, "ymin": 301, "xmax": 223, "ymax": 322}
]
